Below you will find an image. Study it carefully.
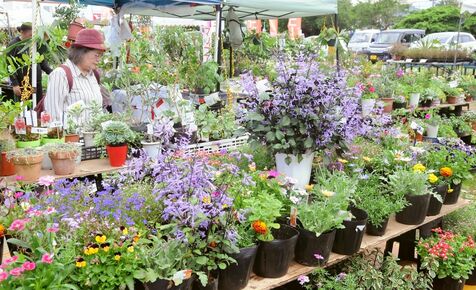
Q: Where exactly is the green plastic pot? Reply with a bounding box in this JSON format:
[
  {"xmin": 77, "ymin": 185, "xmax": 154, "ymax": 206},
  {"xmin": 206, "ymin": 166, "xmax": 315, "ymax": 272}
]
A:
[
  {"xmin": 41, "ymin": 137, "xmax": 65, "ymax": 145},
  {"xmin": 16, "ymin": 140, "xmax": 41, "ymax": 149}
]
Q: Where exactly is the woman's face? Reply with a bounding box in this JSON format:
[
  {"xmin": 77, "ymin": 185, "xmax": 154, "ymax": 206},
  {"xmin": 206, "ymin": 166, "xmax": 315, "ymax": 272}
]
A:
[{"xmin": 80, "ymin": 49, "xmax": 103, "ymax": 71}]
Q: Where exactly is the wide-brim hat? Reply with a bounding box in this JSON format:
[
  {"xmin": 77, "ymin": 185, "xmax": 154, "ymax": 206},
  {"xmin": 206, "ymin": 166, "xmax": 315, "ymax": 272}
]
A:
[{"xmin": 72, "ymin": 29, "xmax": 106, "ymax": 51}]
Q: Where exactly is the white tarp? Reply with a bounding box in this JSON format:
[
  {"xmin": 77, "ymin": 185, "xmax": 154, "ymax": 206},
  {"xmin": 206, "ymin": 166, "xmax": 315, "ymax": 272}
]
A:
[{"xmin": 461, "ymin": 0, "xmax": 476, "ymax": 14}]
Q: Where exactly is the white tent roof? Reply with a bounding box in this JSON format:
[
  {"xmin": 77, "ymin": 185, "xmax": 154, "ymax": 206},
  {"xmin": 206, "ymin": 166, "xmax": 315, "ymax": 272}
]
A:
[{"xmin": 461, "ymin": 0, "xmax": 476, "ymax": 14}]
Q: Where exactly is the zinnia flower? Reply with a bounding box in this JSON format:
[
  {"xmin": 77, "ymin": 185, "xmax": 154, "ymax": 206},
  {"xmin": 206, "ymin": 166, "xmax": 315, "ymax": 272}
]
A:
[
  {"xmin": 41, "ymin": 253, "xmax": 53, "ymax": 264},
  {"xmin": 0, "ymin": 271, "xmax": 8, "ymax": 282},
  {"xmin": 252, "ymin": 220, "xmax": 267, "ymax": 235},
  {"xmin": 8, "ymin": 219, "xmax": 29, "ymax": 232},
  {"xmin": 21, "ymin": 261, "xmax": 36, "ymax": 271},
  {"xmin": 9, "ymin": 267, "xmax": 23, "ymax": 276},
  {"xmin": 413, "ymin": 163, "xmax": 426, "ymax": 173},
  {"xmin": 440, "ymin": 167, "xmax": 453, "ymax": 178},
  {"xmin": 428, "ymin": 174, "xmax": 439, "ymax": 184}
]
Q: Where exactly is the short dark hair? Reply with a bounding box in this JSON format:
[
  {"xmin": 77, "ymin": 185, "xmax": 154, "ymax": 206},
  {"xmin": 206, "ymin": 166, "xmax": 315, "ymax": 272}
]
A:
[{"xmin": 68, "ymin": 46, "xmax": 93, "ymax": 65}]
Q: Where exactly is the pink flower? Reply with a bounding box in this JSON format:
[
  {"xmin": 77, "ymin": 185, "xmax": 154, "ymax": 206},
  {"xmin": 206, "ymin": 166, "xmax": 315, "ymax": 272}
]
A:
[
  {"xmin": 44, "ymin": 207, "xmax": 56, "ymax": 215},
  {"xmin": 9, "ymin": 267, "xmax": 23, "ymax": 276},
  {"xmin": 369, "ymin": 87, "xmax": 376, "ymax": 93},
  {"xmin": 47, "ymin": 224, "xmax": 59, "ymax": 233},
  {"xmin": 41, "ymin": 253, "xmax": 53, "ymax": 264},
  {"xmin": 38, "ymin": 176, "xmax": 55, "ymax": 187},
  {"xmin": 21, "ymin": 261, "xmax": 36, "ymax": 271},
  {"xmin": 14, "ymin": 176, "xmax": 24, "ymax": 182},
  {"xmin": 8, "ymin": 219, "xmax": 29, "ymax": 231},
  {"xmin": 27, "ymin": 210, "xmax": 43, "ymax": 217},
  {"xmin": 314, "ymin": 253, "xmax": 324, "ymax": 260},
  {"xmin": 297, "ymin": 275, "xmax": 309, "ymax": 285},
  {"xmin": 3, "ymin": 256, "xmax": 18, "ymax": 265},
  {"xmin": 0, "ymin": 271, "xmax": 8, "ymax": 281},
  {"xmin": 425, "ymin": 114, "xmax": 431, "ymax": 119},
  {"xmin": 267, "ymin": 170, "xmax": 279, "ymax": 179},
  {"xmin": 14, "ymin": 192, "xmax": 23, "ymax": 199}
]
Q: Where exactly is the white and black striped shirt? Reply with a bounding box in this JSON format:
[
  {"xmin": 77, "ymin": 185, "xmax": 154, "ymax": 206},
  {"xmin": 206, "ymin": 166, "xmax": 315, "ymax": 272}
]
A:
[{"xmin": 45, "ymin": 59, "xmax": 102, "ymax": 126}]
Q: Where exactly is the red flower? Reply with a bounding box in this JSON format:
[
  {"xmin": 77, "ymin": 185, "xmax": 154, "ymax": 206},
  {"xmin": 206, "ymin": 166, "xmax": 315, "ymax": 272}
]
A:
[
  {"xmin": 369, "ymin": 87, "xmax": 376, "ymax": 93},
  {"xmin": 64, "ymin": 41, "xmax": 72, "ymax": 48},
  {"xmin": 252, "ymin": 220, "xmax": 267, "ymax": 235}
]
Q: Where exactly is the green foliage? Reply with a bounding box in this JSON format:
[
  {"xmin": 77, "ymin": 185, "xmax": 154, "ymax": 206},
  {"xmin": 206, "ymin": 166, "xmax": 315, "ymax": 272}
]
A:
[
  {"xmin": 94, "ymin": 121, "xmax": 137, "ymax": 146},
  {"xmin": 194, "ymin": 105, "xmax": 238, "ymax": 142},
  {"xmin": 242, "ymin": 191, "xmax": 283, "ymax": 241},
  {"xmin": 239, "ymin": 143, "xmax": 274, "ymax": 171},
  {"xmin": 0, "ymin": 98, "xmax": 27, "ymax": 130},
  {"xmin": 444, "ymin": 202, "xmax": 476, "ymax": 239},
  {"xmin": 395, "ymin": 5, "xmax": 476, "ymax": 35},
  {"xmin": 53, "ymin": 0, "xmax": 85, "ymax": 29},
  {"xmin": 190, "ymin": 61, "xmax": 222, "ymax": 94},
  {"xmin": 387, "ymin": 169, "xmax": 432, "ymax": 196}
]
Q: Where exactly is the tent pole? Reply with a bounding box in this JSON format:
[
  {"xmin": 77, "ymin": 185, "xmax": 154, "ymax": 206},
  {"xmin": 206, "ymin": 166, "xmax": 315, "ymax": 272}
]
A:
[
  {"xmin": 31, "ymin": 0, "xmax": 37, "ymax": 108},
  {"xmin": 229, "ymin": 46, "xmax": 233, "ymax": 78},
  {"xmin": 453, "ymin": 10, "xmax": 463, "ymax": 68},
  {"xmin": 334, "ymin": 13, "xmax": 340, "ymax": 72},
  {"xmin": 215, "ymin": 4, "xmax": 223, "ymax": 72}
]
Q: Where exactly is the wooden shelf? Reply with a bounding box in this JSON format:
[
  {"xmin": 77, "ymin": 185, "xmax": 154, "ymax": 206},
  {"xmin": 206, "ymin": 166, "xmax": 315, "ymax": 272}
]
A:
[
  {"xmin": 0, "ymin": 158, "xmax": 122, "ymax": 185},
  {"xmin": 399, "ymin": 101, "xmax": 473, "ymax": 113},
  {"xmin": 244, "ymin": 199, "xmax": 471, "ymax": 290}
]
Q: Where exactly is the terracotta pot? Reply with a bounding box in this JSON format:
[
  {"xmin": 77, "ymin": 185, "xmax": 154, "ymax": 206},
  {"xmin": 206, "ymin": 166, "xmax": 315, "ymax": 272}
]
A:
[
  {"xmin": 11, "ymin": 154, "xmax": 43, "ymax": 182},
  {"xmin": 106, "ymin": 144, "xmax": 128, "ymax": 167},
  {"xmin": 48, "ymin": 151, "xmax": 79, "ymax": 175},
  {"xmin": 465, "ymin": 95, "xmax": 473, "ymax": 102},
  {"xmin": 67, "ymin": 21, "xmax": 84, "ymax": 41},
  {"xmin": 415, "ymin": 132, "xmax": 424, "ymax": 142},
  {"xmin": 472, "ymin": 121, "xmax": 476, "ymax": 131},
  {"xmin": 65, "ymin": 134, "xmax": 80, "ymax": 143},
  {"xmin": 447, "ymin": 96, "xmax": 458, "ymax": 104},
  {"xmin": 0, "ymin": 152, "xmax": 15, "ymax": 176},
  {"xmin": 381, "ymin": 98, "xmax": 394, "ymax": 113}
]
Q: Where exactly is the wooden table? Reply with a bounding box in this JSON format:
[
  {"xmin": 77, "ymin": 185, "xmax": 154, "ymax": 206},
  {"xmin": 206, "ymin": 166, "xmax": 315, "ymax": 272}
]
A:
[
  {"xmin": 244, "ymin": 199, "xmax": 471, "ymax": 290},
  {"xmin": 1, "ymin": 158, "xmax": 122, "ymax": 185}
]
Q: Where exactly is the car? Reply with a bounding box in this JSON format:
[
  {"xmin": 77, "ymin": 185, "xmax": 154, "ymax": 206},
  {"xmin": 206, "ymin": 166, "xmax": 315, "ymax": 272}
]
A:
[
  {"xmin": 348, "ymin": 29, "xmax": 380, "ymax": 53},
  {"xmin": 410, "ymin": 32, "xmax": 476, "ymax": 52},
  {"xmin": 366, "ymin": 29, "xmax": 425, "ymax": 61}
]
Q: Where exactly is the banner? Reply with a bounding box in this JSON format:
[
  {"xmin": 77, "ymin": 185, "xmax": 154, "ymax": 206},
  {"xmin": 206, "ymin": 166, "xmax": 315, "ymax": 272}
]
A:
[
  {"xmin": 287, "ymin": 18, "xmax": 302, "ymax": 39},
  {"xmin": 269, "ymin": 19, "xmax": 278, "ymax": 36},
  {"xmin": 245, "ymin": 20, "xmax": 262, "ymax": 33}
]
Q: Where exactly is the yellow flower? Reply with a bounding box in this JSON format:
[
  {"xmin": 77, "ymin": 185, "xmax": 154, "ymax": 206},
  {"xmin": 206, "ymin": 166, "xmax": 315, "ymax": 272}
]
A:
[
  {"xmin": 428, "ymin": 174, "xmax": 439, "ymax": 184},
  {"xmin": 448, "ymin": 187, "xmax": 454, "ymax": 193},
  {"xmin": 305, "ymin": 184, "xmax": 314, "ymax": 192},
  {"xmin": 248, "ymin": 163, "xmax": 256, "ymax": 172},
  {"xmin": 440, "ymin": 167, "xmax": 453, "ymax": 178},
  {"xmin": 114, "ymin": 254, "xmax": 121, "ymax": 261},
  {"xmin": 222, "ymin": 204, "xmax": 228, "ymax": 209},
  {"xmin": 362, "ymin": 156, "xmax": 372, "ymax": 162},
  {"xmin": 121, "ymin": 227, "xmax": 128, "ymax": 235},
  {"xmin": 95, "ymin": 235, "xmax": 107, "ymax": 244},
  {"xmin": 133, "ymin": 235, "xmax": 140, "ymax": 243},
  {"xmin": 103, "ymin": 246, "xmax": 110, "ymax": 252},
  {"xmin": 321, "ymin": 190, "xmax": 335, "ymax": 197},
  {"xmin": 89, "ymin": 247, "xmax": 99, "ymax": 255},
  {"xmin": 337, "ymin": 158, "xmax": 348, "ymax": 164},
  {"xmin": 84, "ymin": 248, "xmax": 91, "ymax": 255},
  {"xmin": 202, "ymin": 195, "xmax": 211, "ymax": 204},
  {"xmin": 413, "ymin": 163, "xmax": 426, "ymax": 173},
  {"xmin": 127, "ymin": 246, "xmax": 134, "ymax": 253},
  {"xmin": 75, "ymin": 260, "xmax": 86, "ymax": 268}
]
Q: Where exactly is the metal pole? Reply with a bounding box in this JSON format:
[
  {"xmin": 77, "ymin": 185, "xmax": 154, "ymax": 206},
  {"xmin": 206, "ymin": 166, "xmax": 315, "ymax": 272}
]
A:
[
  {"xmin": 214, "ymin": 4, "xmax": 223, "ymax": 70},
  {"xmin": 229, "ymin": 46, "xmax": 233, "ymax": 78},
  {"xmin": 453, "ymin": 11, "xmax": 463, "ymax": 67},
  {"xmin": 31, "ymin": 0, "xmax": 37, "ymax": 108},
  {"xmin": 334, "ymin": 13, "xmax": 340, "ymax": 72}
]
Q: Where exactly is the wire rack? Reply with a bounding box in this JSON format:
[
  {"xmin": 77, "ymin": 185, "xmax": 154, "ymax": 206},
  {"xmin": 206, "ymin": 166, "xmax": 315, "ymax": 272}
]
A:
[{"xmin": 184, "ymin": 135, "xmax": 249, "ymax": 155}]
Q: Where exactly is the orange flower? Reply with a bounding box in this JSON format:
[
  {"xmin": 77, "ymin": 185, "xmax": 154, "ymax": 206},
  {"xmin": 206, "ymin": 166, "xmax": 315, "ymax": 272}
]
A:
[
  {"xmin": 440, "ymin": 167, "xmax": 453, "ymax": 178},
  {"xmin": 209, "ymin": 241, "xmax": 217, "ymax": 248},
  {"xmin": 252, "ymin": 220, "xmax": 267, "ymax": 235},
  {"xmin": 0, "ymin": 224, "xmax": 5, "ymax": 237}
]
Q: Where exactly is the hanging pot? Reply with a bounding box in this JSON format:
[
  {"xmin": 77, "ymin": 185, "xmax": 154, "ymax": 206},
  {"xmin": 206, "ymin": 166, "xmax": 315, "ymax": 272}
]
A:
[
  {"xmin": 432, "ymin": 277, "xmax": 465, "ymax": 290},
  {"xmin": 106, "ymin": 144, "xmax": 128, "ymax": 167},
  {"xmin": 11, "ymin": 153, "xmax": 43, "ymax": 182},
  {"xmin": 275, "ymin": 152, "xmax": 315, "ymax": 189},
  {"xmin": 65, "ymin": 134, "xmax": 80, "ymax": 143},
  {"xmin": 444, "ymin": 182, "xmax": 462, "ymax": 205},
  {"xmin": 49, "ymin": 151, "xmax": 79, "ymax": 175},
  {"xmin": 396, "ymin": 194, "xmax": 431, "ymax": 225},
  {"xmin": 82, "ymin": 132, "xmax": 96, "ymax": 147},
  {"xmin": 67, "ymin": 21, "xmax": 85, "ymax": 41},
  {"xmin": 426, "ymin": 125, "xmax": 439, "ymax": 138},
  {"xmin": 380, "ymin": 98, "xmax": 394, "ymax": 113},
  {"xmin": 253, "ymin": 224, "xmax": 299, "ymax": 278},
  {"xmin": 409, "ymin": 93, "xmax": 420, "ymax": 109},
  {"xmin": 294, "ymin": 228, "xmax": 336, "ymax": 266},
  {"xmin": 361, "ymin": 99, "xmax": 376, "ymax": 116},
  {"xmin": 16, "ymin": 139, "xmax": 41, "ymax": 149},
  {"xmin": 0, "ymin": 152, "xmax": 15, "ymax": 176},
  {"xmin": 218, "ymin": 246, "xmax": 258, "ymax": 290},
  {"xmin": 141, "ymin": 141, "xmax": 162, "ymax": 159},
  {"xmin": 447, "ymin": 96, "xmax": 458, "ymax": 104},
  {"xmin": 332, "ymin": 207, "xmax": 368, "ymax": 255},
  {"xmin": 366, "ymin": 218, "xmax": 389, "ymax": 237},
  {"xmin": 427, "ymin": 184, "xmax": 448, "ymax": 216}
]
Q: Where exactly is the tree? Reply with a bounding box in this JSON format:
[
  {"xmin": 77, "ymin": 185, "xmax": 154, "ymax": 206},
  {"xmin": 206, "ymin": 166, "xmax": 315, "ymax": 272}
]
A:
[{"xmin": 395, "ymin": 5, "xmax": 476, "ymax": 35}]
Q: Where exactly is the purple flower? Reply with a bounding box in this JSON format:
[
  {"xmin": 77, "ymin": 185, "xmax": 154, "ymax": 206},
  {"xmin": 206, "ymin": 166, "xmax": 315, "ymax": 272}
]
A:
[
  {"xmin": 314, "ymin": 253, "xmax": 324, "ymax": 260},
  {"xmin": 336, "ymin": 272, "xmax": 347, "ymax": 281},
  {"xmin": 297, "ymin": 275, "xmax": 310, "ymax": 285}
]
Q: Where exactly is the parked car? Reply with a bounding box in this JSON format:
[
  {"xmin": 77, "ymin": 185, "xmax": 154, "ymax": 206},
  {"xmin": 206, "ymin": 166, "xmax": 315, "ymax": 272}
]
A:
[
  {"xmin": 410, "ymin": 32, "xmax": 476, "ymax": 52},
  {"xmin": 366, "ymin": 29, "xmax": 425, "ymax": 61},
  {"xmin": 348, "ymin": 29, "xmax": 380, "ymax": 53}
]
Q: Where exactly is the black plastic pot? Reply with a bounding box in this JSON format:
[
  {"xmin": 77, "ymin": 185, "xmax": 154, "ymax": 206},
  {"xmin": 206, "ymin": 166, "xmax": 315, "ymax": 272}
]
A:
[
  {"xmin": 332, "ymin": 207, "xmax": 368, "ymax": 255},
  {"xmin": 396, "ymin": 194, "xmax": 431, "ymax": 225},
  {"xmin": 432, "ymin": 277, "xmax": 465, "ymax": 290},
  {"xmin": 294, "ymin": 228, "xmax": 336, "ymax": 266},
  {"xmin": 444, "ymin": 183, "xmax": 462, "ymax": 205},
  {"xmin": 137, "ymin": 278, "xmax": 193, "ymax": 290},
  {"xmin": 218, "ymin": 246, "xmax": 258, "ymax": 290},
  {"xmin": 427, "ymin": 184, "xmax": 448, "ymax": 216},
  {"xmin": 193, "ymin": 277, "xmax": 218, "ymax": 290},
  {"xmin": 393, "ymin": 102, "xmax": 407, "ymax": 110},
  {"xmin": 466, "ymin": 268, "xmax": 476, "ymax": 285},
  {"xmin": 419, "ymin": 99, "xmax": 433, "ymax": 108},
  {"xmin": 253, "ymin": 224, "xmax": 299, "ymax": 278},
  {"xmin": 366, "ymin": 218, "xmax": 389, "ymax": 236}
]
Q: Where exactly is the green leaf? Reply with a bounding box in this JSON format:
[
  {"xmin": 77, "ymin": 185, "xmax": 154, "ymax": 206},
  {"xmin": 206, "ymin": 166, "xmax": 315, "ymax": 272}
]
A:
[
  {"xmin": 247, "ymin": 112, "xmax": 265, "ymax": 122},
  {"xmin": 218, "ymin": 262, "xmax": 227, "ymax": 270},
  {"xmin": 265, "ymin": 131, "xmax": 275, "ymax": 142},
  {"xmin": 280, "ymin": 116, "xmax": 291, "ymax": 126},
  {"xmin": 196, "ymin": 256, "xmax": 208, "ymax": 265},
  {"xmin": 275, "ymin": 130, "xmax": 284, "ymax": 141},
  {"xmin": 304, "ymin": 137, "xmax": 314, "ymax": 149},
  {"xmin": 6, "ymin": 238, "xmax": 31, "ymax": 250}
]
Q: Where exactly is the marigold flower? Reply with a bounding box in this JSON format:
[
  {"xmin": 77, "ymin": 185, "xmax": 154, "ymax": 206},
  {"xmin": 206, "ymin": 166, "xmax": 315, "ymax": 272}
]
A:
[
  {"xmin": 440, "ymin": 167, "xmax": 453, "ymax": 178},
  {"xmin": 133, "ymin": 235, "xmax": 140, "ymax": 243},
  {"xmin": 413, "ymin": 163, "xmax": 426, "ymax": 173},
  {"xmin": 428, "ymin": 173, "xmax": 439, "ymax": 184},
  {"xmin": 252, "ymin": 220, "xmax": 267, "ymax": 235},
  {"xmin": 95, "ymin": 235, "xmax": 107, "ymax": 244},
  {"xmin": 0, "ymin": 224, "xmax": 5, "ymax": 238}
]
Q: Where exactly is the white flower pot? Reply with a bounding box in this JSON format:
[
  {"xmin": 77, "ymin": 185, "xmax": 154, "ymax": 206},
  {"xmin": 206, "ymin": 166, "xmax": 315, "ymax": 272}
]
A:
[
  {"xmin": 361, "ymin": 99, "xmax": 376, "ymax": 117},
  {"xmin": 141, "ymin": 141, "xmax": 162, "ymax": 159},
  {"xmin": 409, "ymin": 93, "xmax": 420, "ymax": 109},
  {"xmin": 83, "ymin": 132, "xmax": 96, "ymax": 148},
  {"xmin": 426, "ymin": 124, "xmax": 439, "ymax": 138},
  {"xmin": 42, "ymin": 152, "xmax": 52, "ymax": 170},
  {"xmin": 275, "ymin": 152, "xmax": 315, "ymax": 189}
]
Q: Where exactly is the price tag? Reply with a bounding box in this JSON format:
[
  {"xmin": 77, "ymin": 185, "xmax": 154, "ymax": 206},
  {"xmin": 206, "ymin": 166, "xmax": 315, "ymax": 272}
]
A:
[
  {"xmin": 49, "ymin": 121, "xmax": 63, "ymax": 128},
  {"xmin": 290, "ymin": 207, "xmax": 297, "ymax": 227},
  {"xmin": 31, "ymin": 127, "xmax": 48, "ymax": 134},
  {"xmin": 146, "ymin": 123, "xmax": 154, "ymax": 135},
  {"xmin": 182, "ymin": 112, "xmax": 195, "ymax": 126},
  {"xmin": 410, "ymin": 121, "xmax": 419, "ymax": 130},
  {"xmin": 449, "ymin": 80, "xmax": 458, "ymax": 88}
]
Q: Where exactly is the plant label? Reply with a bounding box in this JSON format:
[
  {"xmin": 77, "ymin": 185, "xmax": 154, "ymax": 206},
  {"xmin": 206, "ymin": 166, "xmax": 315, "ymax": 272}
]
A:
[
  {"xmin": 204, "ymin": 93, "xmax": 220, "ymax": 105},
  {"xmin": 31, "ymin": 127, "xmax": 48, "ymax": 135},
  {"xmin": 146, "ymin": 124, "xmax": 154, "ymax": 135},
  {"xmin": 449, "ymin": 81, "xmax": 458, "ymax": 88},
  {"xmin": 14, "ymin": 117, "xmax": 26, "ymax": 135},
  {"xmin": 419, "ymin": 59, "xmax": 427, "ymax": 63},
  {"xmin": 40, "ymin": 112, "xmax": 51, "ymax": 127},
  {"xmin": 405, "ymin": 59, "xmax": 413, "ymax": 63},
  {"xmin": 25, "ymin": 110, "xmax": 37, "ymax": 127},
  {"xmin": 49, "ymin": 121, "xmax": 63, "ymax": 128},
  {"xmin": 355, "ymin": 225, "xmax": 366, "ymax": 232},
  {"xmin": 290, "ymin": 207, "xmax": 297, "ymax": 227}
]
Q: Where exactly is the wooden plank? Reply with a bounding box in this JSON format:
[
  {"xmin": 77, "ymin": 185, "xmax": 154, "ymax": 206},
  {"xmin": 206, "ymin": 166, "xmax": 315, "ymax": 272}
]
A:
[
  {"xmin": 244, "ymin": 199, "xmax": 471, "ymax": 290},
  {"xmin": 0, "ymin": 159, "xmax": 122, "ymax": 185},
  {"xmin": 399, "ymin": 101, "xmax": 473, "ymax": 114}
]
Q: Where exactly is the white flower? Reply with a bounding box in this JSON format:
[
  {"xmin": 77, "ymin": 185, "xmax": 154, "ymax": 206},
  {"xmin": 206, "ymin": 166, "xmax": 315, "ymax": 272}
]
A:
[{"xmin": 290, "ymin": 196, "xmax": 300, "ymax": 204}]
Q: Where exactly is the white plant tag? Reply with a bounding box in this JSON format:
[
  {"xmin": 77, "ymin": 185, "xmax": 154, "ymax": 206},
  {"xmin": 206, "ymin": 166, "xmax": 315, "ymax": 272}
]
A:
[
  {"xmin": 419, "ymin": 59, "xmax": 427, "ymax": 63},
  {"xmin": 49, "ymin": 121, "xmax": 63, "ymax": 128},
  {"xmin": 449, "ymin": 81, "xmax": 458, "ymax": 88},
  {"xmin": 31, "ymin": 127, "xmax": 48, "ymax": 134},
  {"xmin": 204, "ymin": 92, "xmax": 220, "ymax": 105},
  {"xmin": 146, "ymin": 124, "xmax": 154, "ymax": 135},
  {"xmin": 25, "ymin": 110, "xmax": 37, "ymax": 126},
  {"xmin": 355, "ymin": 225, "xmax": 366, "ymax": 232},
  {"xmin": 405, "ymin": 59, "xmax": 413, "ymax": 63}
]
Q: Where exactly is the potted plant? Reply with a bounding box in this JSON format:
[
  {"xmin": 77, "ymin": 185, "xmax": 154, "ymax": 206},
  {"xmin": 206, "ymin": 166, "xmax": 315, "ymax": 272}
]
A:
[
  {"xmin": 420, "ymin": 87, "xmax": 437, "ymax": 108},
  {"xmin": 459, "ymin": 75, "xmax": 476, "ymax": 101},
  {"xmin": 46, "ymin": 143, "xmax": 81, "ymax": 175},
  {"xmin": 463, "ymin": 111, "xmax": 476, "ymax": 131},
  {"xmin": 417, "ymin": 228, "xmax": 476, "ymax": 290},
  {"xmin": 295, "ymin": 172, "xmax": 353, "ymax": 266},
  {"xmin": 15, "ymin": 127, "xmax": 41, "ymax": 148},
  {"xmin": 393, "ymin": 95, "xmax": 407, "ymax": 110},
  {"xmin": 0, "ymin": 138, "xmax": 16, "ymax": 176},
  {"xmin": 444, "ymin": 86, "xmax": 462, "ymax": 105},
  {"xmin": 360, "ymin": 82, "xmax": 379, "ymax": 116},
  {"xmin": 6, "ymin": 148, "xmax": 43, "ymax": 182},
  {"xmin": 64, "ymin": 101, "xmax": 85, "ymax": 143},
  {"xmin": 189, "ymin": 61, "xmax": 223, "ymax": 96},
  {"xmin": 82, "ymin": 101, "xmax": 105, "ymax": 147},
  {"xmin": 141, "ymin": 117, "xmax": 176, "ymax": 159},
  {"xmin": 423, "ymin": 112, "xmax": 442, "ymax": 138},
  {"xmin": 94, "ymin": 121, "xmax": 136, "ymax": 167},
  {"xmin": 41, "ymin": 127, "xmax": 65, "ymax": 145},
  {"xmin": 423, "ymin": 148, "xmax": 451, "ymax": 216},
  {"xmin": 389, "ymin": 43, "xmax": 407, "ymax": 60},
  {"xmin": 389, "ymin": 167, "xmax": 434, "ymax": 225},
  {"xmin": 240, "ymin": 55, "xmax": 363, "ymax": 189},
  {"xmin": 374, "ymin": 78, "xmax": 395, "ymax": 113}
]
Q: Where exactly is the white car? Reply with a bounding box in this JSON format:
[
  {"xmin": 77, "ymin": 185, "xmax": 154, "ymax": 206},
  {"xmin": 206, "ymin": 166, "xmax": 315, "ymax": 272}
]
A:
[
  {"xmin": 348, "ymin": 29, "xmax": 380, "ymax": 52},
  {"xmin": 411, "ymin": 32, "xmax": 476, "ymax": 52}
]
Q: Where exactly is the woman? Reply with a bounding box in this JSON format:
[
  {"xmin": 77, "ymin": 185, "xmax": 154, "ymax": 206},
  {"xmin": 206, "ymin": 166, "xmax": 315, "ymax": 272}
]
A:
[{"xmin": 45, "ymin": 29, "xmax": 105, "ymax": 125}]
